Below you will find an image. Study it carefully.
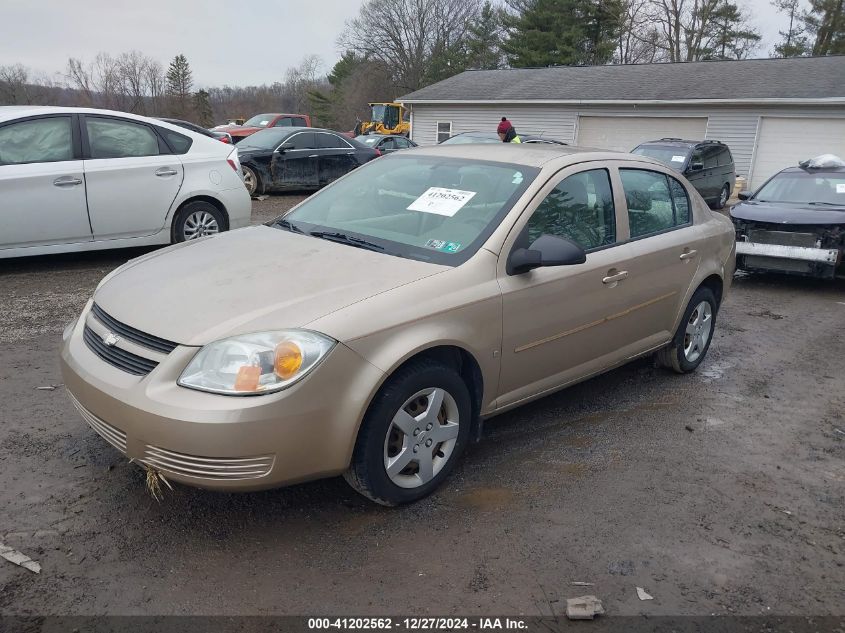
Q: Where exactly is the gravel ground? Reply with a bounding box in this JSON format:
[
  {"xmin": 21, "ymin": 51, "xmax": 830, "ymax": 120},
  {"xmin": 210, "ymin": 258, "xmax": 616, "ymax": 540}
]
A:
[{"xmin": 0, "ymin": 194, "xmax": 843, "ymax": 618}]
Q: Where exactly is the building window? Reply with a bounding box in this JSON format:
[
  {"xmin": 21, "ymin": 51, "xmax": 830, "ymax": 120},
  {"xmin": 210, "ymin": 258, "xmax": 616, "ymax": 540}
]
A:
[{"xmin": 436, "ymin": 121, "xmax": 452, "ymax": 144}]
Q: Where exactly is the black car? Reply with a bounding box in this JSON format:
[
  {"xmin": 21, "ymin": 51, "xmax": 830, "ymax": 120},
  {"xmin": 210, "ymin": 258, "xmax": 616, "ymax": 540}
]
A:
[
  {"xmin": 440, "ymin": 131, "xmax": 568, "ymax": 145},
  {"xmin": 632, "ymin": 139, "xmax": 736, "ymax": 209},
  {"xmin": 355, "ymin": 134, "xmax": 418, "ymax": 154},
  {"xmin": 730, "ymin": 159, "xmax": 845, "ymax": 279},
  {"xmin": 238, "ymin": 127, "xmax": 379, "ymax": 196},
  {"xmin": 157, "ymin": 117, "xmax": 232, "ymax": 144}
]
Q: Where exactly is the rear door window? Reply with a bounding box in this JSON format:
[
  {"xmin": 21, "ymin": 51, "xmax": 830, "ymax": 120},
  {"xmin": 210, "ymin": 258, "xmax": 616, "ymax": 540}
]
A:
[
  {"xmin": 621, "ymin": 169, "xmax": 691, "ymax": 238},
  {"xmin": 283, "ymin": 132, "xmax": 316, "ymax": 150},
  {"xmin": 86, "ymin": 117, "xmax": 160, "ymax": 159},
  {"xmin": 316, "ymin": 133, "xmax": 349, "ymax": 149},
  {"xmin": 274, "ymin": 118, "xmax": 293, "ymax": 127},
  {"xmin": 0, "ymin": 116, "xmax": 74, "ymax": 165},
  {"xmin": 702, "ymin": 146, "xmax": 720, "ymax": 169}
]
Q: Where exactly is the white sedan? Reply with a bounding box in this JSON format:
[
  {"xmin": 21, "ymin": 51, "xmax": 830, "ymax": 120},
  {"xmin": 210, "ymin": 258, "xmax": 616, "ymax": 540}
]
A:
[{"xmin": 0, "ymin": 106, "xmax": 251, "ymax": 258}]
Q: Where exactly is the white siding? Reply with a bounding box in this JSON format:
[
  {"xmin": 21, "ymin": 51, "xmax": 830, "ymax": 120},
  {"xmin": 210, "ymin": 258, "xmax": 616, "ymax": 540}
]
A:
[
  {"xmin": 576, "ymin": 115, "xmax": 707, "ymax": 152},
  {"xmin": 406, "ymin": 102, "xmax": 845, "ymax": 179}
]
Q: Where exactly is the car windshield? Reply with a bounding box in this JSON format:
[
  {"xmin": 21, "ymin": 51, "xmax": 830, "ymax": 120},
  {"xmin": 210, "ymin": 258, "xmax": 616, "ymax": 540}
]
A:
[
  {"xmin": 243, "ymin": 114, "xmax": 276, "ymax": 128},
  {"xmin": 236, "ymin": 128, "xmax": 294, "ymax": 150},
  {"xmin": 275, "ymin": 155, "xmax": 538, "ymax": 265},
  {"xmin": 441, "ymin": 133, "xmax": 500, "ymax": 145},
  {"xmin": 632, "ymin": 145, "xmax": 691, "ymax": 168},
  {"xmin": 356, "ymin": 135, "xmax": 380, "ymax": 146},
  {"xmin": 754, "ymin": 170, "xmax": 845, "ymax": 205}
]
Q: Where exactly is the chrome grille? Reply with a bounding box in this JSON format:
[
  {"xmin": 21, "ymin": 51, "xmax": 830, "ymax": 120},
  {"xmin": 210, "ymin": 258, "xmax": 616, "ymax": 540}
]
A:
[
  {"xmin": 748, "ymin": 229, "xmax": 817, "ymax": 248},
  {"xmin": 83, "ymin": 325, "xmax": 158, "ymax": 376},
  {"xmin": 142, "ymin": 445, "xmax": 274, "ymax": 481},
  {"xmin": 91, "ymin": 303, "xmax": 178, "ymax": 354},
  {"xmin": 67, "ymin": 391, "xmax": 127, "ymax": 453}
]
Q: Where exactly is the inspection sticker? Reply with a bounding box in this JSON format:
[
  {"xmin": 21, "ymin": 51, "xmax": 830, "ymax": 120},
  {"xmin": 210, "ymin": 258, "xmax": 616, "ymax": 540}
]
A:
[
  {"xmin": 837, "ymin": 183, "xmax": 845, "ymax": 194},
  {"xmin": 408, "ymin": 187, "xmax": 476, "ymax": 217},
  {"xmin": 671, "ymin": 155, "xmax": 686, "ymax": 162}
]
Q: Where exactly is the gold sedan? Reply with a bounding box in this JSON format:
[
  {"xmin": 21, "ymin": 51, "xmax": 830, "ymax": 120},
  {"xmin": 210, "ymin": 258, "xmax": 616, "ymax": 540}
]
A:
[{"xmin": 61, "ymin": 144, "xmax": 735, "ymax": 505}]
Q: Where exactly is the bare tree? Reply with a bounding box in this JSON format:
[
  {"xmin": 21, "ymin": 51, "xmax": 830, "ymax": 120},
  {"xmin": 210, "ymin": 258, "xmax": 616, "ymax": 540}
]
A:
[
  {"xmin": 339, "ymin": 0, "xmax": 482, "ymax": 93},
  {"xmin": 616, "ymin": 0, "xmax": 667, "ymax": 62},
  {"xmin": 118, "ymin": 51, "xmax": 151, "ymax": 114}
]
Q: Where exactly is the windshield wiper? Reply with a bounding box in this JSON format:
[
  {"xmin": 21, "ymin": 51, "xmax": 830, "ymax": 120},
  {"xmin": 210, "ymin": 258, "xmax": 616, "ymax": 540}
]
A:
[
  {"xmin": 276, "ymin": 218, "xmax": 303, "ymax": 233},
  {"xmin": 309, "ymin": 231, "xmax": 385, "ymax": 252},
  {"xmin": 808, "ymin": 201, "xmax": 844, "ymax": 207}
]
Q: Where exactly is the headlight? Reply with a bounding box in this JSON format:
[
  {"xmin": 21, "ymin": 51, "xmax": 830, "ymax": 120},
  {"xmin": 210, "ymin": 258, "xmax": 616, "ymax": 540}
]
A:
[{"xmin": 177, "ymin": 330, "xmax": 335, "ymax": 396}]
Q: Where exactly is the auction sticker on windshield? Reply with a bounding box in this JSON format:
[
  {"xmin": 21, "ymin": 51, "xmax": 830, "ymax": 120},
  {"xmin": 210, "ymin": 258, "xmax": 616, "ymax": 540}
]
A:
[
  {"xmin": 408, "ymin": 187, "xmax": 476, "ymax": 217},
  {"xmin": 671, "ymin": 155, "xmax": 686, "ymax": 162},
  {"xmin": 837, "ymin": 183, "xmax": 845, "ymax": 194}
]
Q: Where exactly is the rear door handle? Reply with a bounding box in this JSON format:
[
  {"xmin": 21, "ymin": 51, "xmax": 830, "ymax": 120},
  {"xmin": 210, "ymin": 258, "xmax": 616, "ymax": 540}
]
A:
[
  {"xmin": 602, "ymin": 270, "xmax": 629, "ymax": 284},
  {"xmin": 680, "ymin": 249, "xmax": 698, "ymax": 260},
  {"xmin": 53, "ymin": 176, "xmax": 82, "ymax": 187},
  {"xmin": 308, "ymin": 154, "xmax": 319, "ymax": 158},
  {"xmin": 155, "ymin": 167, "xmax": 179, "ymax": 177}
]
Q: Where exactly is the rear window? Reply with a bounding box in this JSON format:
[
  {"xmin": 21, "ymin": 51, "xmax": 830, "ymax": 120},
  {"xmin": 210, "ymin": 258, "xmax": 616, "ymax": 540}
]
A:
[{"xmin": 631, "ymin": 145, "xmax": 691, "ymax": 168}]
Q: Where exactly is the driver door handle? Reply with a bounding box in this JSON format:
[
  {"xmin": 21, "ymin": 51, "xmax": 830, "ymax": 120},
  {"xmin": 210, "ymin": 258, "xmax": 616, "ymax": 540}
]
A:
[
  {"xmin": 308, "ymin": 154, "xmax": 319, "ymax": 158},
  {"xmin": 602, "ymin": 270, "xmax": 629, "ymax": 284},
  {"xmin": 680, "ymin": 249, "xmax": 698, "ymax": 260},
  {"xmin": 155, "ymin": 167, "xmax": 179, "ymax": 177}
]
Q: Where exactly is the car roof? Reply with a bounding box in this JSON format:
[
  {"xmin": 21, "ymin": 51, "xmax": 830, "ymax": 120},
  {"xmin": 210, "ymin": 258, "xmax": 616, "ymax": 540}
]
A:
[
  {"xmin": 0, "ymin": 105, "xmax": 183, "ymax": 126},
  {"xmin": 637, "ymin": 138, "xmax": 726, "ymax": 148},
  {"xmin": 410, "ymin": 142, "xmax": 646, "ymax": 168},
  {"xmin": 781, "ymin": 165, "xmax": 845, "ymax": 174}
]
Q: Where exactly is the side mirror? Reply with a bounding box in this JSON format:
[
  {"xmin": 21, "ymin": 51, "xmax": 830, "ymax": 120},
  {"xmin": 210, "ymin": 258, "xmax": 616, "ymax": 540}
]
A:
[
  {"xmin": 737, "ymin": 191, "xmax": 752, "ymax": 201},
  {"xmin": 277, "ymin": 145, "xmax": 289, "ymax": 153},
  {"xmin": 688, "ymin": 161, "xmax": 704, "ymax": 172},
  {"xmin": 509, "ymin": 234, "xmax": 586, "ymax": 274}
]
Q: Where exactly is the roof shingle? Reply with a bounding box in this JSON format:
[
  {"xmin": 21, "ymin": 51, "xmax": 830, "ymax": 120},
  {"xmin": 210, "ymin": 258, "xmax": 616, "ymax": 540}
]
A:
[{"xmin": 399, "ymin": 56, "xmax": 845, "ymax": 103}]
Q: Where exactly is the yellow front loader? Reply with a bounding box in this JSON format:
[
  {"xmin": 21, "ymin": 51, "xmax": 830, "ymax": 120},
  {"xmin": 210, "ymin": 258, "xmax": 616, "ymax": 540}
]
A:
[{"xmin": 355, "ymin": 102, "xmax": 410, "ymax": 137}]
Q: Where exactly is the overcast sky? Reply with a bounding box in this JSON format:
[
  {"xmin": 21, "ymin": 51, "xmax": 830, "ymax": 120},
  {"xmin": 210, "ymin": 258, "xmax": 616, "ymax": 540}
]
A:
[{"xmin": 0, "ymin": 0, "xmax": 787, "ymax": 88}]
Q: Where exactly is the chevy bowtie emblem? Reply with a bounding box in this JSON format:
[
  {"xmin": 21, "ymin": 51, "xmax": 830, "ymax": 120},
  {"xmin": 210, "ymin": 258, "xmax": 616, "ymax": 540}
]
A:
[{"xmin": 103, "ymin": 332, "xmax": 121, "ymax": 347}]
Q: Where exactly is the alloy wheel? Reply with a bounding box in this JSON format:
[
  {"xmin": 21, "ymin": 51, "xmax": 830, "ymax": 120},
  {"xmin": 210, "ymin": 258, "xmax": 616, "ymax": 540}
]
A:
[
  {"xmin": 242, "ymin": 167, "xmax": 257, "ymax": 195},
  {"xmin": 719, "ymin": 185, "xmax": 729, "ymax": 207},
  {"xmin": 183, "ymin": 211, "xmax": 220, "ymax": 240},
  {"xmin": 383, "ymin": 387, "xmax": 460, "ymax": 489},
  {"xmin": 683, "ymin": 301, "xmax": 713, "ymax": 363}
]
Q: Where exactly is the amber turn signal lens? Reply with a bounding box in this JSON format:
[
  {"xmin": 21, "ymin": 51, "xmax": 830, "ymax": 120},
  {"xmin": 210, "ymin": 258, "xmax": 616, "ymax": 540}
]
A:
[
  {"xmin": 234, "ymin": 365, "xmax": 261, "ymax": 392},
  {"xmin": 274, "ymin": 341, "xmax": 303, "ymax": 379}
]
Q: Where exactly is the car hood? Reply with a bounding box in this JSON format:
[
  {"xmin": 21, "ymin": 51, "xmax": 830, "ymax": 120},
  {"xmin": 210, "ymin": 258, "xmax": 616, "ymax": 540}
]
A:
[
  {"xmin": 731, "ymin": 201, "xmax": 845, "ymax": 225},
  {"xmin": 94, "ymin": 226, "xmax": 447, "ymax": 346}
]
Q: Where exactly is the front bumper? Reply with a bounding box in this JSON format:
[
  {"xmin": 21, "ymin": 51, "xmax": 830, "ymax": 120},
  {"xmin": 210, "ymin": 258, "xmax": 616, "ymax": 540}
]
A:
[
  {"xmin": 60, "ymin": 306, "xmax": 384, "ymax": 491},
  {"xmin": 736, "ymin": 241, "xmax": 840, "ymax": 277}
]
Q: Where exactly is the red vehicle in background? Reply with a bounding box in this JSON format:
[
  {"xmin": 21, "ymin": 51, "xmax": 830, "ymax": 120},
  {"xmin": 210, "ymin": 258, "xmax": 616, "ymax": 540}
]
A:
[{"xmin": 214, "ymin": 113, "xmax": 312, "ymax": 144}]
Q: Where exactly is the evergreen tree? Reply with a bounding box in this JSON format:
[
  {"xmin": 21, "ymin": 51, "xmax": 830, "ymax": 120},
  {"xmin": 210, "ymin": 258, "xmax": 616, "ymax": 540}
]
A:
[
  {"xmin": 705, "ymin": 1, "xmax": 761, "ymax": 59},
  {"xmin": 502, "ymin": 0, "xmax": 623, "ymax": 67},
  {"xmin": 193, "ymin": 89, "xmax": 213, "ymax": 127},
  {"xmin": 166, "ymin": 54, "xmax": 193, "ymax": 116},
  {"xmin": 804, "ymin": 0, "xmax": 845, "ymax": 55},
  {"xmin": 466, "ymin": 2, "xmax": 506, "ymax": 69},
  {"xmin": 772, "ymin": 0, "xmax": 810, "ymax": 56}
]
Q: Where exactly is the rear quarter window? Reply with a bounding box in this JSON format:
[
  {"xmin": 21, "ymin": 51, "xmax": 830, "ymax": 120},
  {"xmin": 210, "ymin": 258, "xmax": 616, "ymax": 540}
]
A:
[{"xmin": 159, "ymin": 128, "xmax": 193, "ymax": 154}]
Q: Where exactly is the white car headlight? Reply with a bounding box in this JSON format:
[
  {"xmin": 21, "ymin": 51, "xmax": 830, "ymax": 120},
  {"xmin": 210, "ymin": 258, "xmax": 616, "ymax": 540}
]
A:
[{"xmin": 178, "ymin": 330, "xmax": 336, "ymax": 396}]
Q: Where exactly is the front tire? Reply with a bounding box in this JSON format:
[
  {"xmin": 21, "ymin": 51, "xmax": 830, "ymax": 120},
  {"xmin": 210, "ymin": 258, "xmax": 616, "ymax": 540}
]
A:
[
  {"xmin": 657, "ymin": 287, "xmax": 718, "ymax": 373},
  {"xmin": 344, "ymin": 359, "xmax": 472, "ymax": 506},
  {"xmin": 172, "ymin": 201, "xmax": 226, "ymax": 243}
]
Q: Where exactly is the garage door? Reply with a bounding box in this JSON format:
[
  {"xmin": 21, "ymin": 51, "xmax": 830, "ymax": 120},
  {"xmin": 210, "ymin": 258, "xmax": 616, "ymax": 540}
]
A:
[
  {"xmin": 576, "ymin": 116, "xmax": 708, "ymax": 152},
  {"xmin": 750, "ymin": 117, "xmax": 845, "ymax": 189}
]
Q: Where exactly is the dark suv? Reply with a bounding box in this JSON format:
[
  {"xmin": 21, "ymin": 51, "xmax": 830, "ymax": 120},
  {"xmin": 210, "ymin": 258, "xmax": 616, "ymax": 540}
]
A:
[{"xmin": 632, "ymin": 139, "xmax": 736, "ymax": 209}]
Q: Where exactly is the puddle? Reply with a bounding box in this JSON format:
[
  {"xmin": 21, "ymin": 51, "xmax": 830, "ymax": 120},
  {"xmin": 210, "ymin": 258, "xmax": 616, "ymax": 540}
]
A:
[
  {"xmin": 455, "ymin": 487, "xmax": 515, "ymax": 511},
  {"xmin": 563, "ymin": 435, "xmax": 593, "ymax": 448},
  {"xmin": 547, "ymin": 462, "xmax": 588, "ymax": 477}
]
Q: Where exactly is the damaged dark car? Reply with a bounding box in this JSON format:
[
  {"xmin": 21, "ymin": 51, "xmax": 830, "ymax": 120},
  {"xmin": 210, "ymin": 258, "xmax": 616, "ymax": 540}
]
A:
[
  {"xmin": 238, "ymin": 127, "xmax": 379, "ymax": 196},
  {"xmin": 731, "ymin": 157, "xmax": 845, "ymax": 279}
]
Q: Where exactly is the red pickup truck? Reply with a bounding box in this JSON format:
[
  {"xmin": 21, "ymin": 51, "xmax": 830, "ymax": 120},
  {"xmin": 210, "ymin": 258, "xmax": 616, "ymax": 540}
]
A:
[{"xmin": 213, "ymin": 113, "xmax": 311, "ymax": 144}]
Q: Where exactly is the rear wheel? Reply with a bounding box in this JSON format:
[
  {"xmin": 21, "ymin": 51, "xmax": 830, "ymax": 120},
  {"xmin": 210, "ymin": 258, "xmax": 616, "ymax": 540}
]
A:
[
  {"xmin": 713, "ymin": 184, "xmax": 730, "ymax": 209},
  {"xmin": 657, "ymin": 287, "xmax": 718, "ymax": 373},
  {"xmin": 172, "ymin": 201, "xmax": 226, "ymax": 243},
  {"xmin": 344, "ymin": 359, "xmax": 471, "ymax": 506},
  {"xmin": 242, "ymin": 165, "xmax": 262, "ymax": 197}
]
